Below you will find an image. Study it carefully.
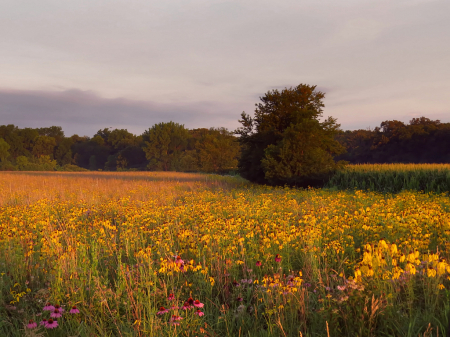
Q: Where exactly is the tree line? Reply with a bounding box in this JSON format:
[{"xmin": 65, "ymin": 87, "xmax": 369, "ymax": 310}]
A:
[
  {"xmin": 1, "ymin": 84, "xmax": 448, "ymax": 186},
  {"xmin": 0, "ymin": 123, "xmax": 240, "ymax": 173},
  {"xmin": 335, "ymin": 117, "xmax": 450, "ymax": 164}
]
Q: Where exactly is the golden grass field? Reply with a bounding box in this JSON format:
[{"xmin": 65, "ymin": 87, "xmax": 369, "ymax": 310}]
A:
[{"xmin": 1, "ymin": 170, "xmax": 450, "ymax": 336}]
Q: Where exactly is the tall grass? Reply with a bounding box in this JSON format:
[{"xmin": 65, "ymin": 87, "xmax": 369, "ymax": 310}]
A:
[{"xmin": 327, "ymin": 164, "xmax": 450, "ymax": 193}]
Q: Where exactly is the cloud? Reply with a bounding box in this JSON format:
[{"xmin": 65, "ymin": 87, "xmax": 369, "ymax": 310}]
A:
[{"xmin": 0, "ymin": 89, "xmax": 242, "ymax": 136}]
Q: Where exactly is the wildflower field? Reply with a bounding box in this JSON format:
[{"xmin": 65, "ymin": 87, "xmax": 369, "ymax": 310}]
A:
[{"xmin": 1, "ymin": 171, "xmax": 450, "ymax": 336}]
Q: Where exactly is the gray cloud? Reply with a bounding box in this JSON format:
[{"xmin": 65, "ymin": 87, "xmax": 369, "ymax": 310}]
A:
[{"xmin": 0, "ymin": 89, "xmax": 242, "ymax": 136}]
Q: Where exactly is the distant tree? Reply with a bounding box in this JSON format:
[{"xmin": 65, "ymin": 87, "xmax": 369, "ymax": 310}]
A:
[
  {"xmin": 107, "ymin": 129, "xmax": 138, "ymax": 151},
  {"xmin": 32, "ymin": 136, "xmax": 56, "ymax": 158},
  {"xmin": 18, "ymin": 128, "xmax": 39, "ymax": 155},
  {"xmin": 38, "ymin": 126, "xmax": 65, "ymax": 144},
  {"xmin": 118, "ymin": 145, "xmax": 147, "ymax": 169},
  {"xmin": 89, "ymin": 155, "xmax": 97, "ymax": 170},
  {"xmin": 91, "ymin": 135, "xmax": 105, "ymax": 146},
  {"xmin": 36, "ymin": 155, "xmax": 57, "ymax": 171},
  {"xmin": 54, "ymin": 138, "xmax": 74, "ymax": 166},
  {"xmin": 0, "ymin": 124, "xmax": 25, "ymax": 158},
  {"xmin": 15, "ymin": 156, "xmax": 29, "ymax": 170},
  {"xmin": 196, "ymin": 128, "xmax": 240, "ymax": 173},
  {"xmin": 236, "ymin": 84, "xmax": 345, "ymax": 186},
  {"xmin": 0, "ymin": 138, "xmax": 11, "ymax": 162},
  {"xmin": 335, "ymin": 117, "xmax": 450, "ymax": 164},
  {"xmin": 179, "ymin": 151, "xmax": 199, "ymax": 172},
  {"xmin": 143, "ymin": 122, "xmax": 190, "ymax": 171},
  {"xmin": 104, "ymin": 155, "xmax": 117, "ymax": 171},
  {"xmin": 116, "ymin": 153, "xmax": 128, "ymax": 170}
]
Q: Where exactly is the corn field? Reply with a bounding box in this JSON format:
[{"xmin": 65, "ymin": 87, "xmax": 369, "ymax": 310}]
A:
[{"xmin": 327, "ymin": 164, "xmax": 450, "ymax": 193}]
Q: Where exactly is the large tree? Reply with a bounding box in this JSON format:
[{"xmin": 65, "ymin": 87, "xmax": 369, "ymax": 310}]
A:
[
  {"xmin": 143, "ymin": 122, "xmax": 190, "ymax": 171},
  {"xmin": 236, "ymin": 84, "xmax": 345, "ymax": 186},
  {"xmin": 196, "ymin": 128, "xmax": 240, "ymax": 173}
]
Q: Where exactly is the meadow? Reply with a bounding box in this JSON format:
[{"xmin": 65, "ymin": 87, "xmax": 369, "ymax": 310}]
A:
[{"xmin": 1, "ymin": 170, "xmax": 450, "ymax": 336}]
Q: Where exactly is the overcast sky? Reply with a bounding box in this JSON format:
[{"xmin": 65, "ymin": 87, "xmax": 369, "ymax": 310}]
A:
[{"xmin": 1, "ymin": 0, "xmax": 449, "ymax": 136}]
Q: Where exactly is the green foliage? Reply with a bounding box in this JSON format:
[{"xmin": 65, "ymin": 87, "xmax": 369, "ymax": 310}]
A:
[
  {"xmin": 54, "ymin": 137, "xmax": 74, "ymax": 166},
  {"xmin": 0, "ymin": 138, "xmax": 11, "ymax": 162},
  {"xmin": 196, "ymin": 128, "xmax": 240, "ymax": 173},
  {"xmin": 336, "ymin": 117, "xmax": 450, "ymax": 163},
  {"xmin": 58, "ymin": 164, "xmax": 89, "ymax": 172},
  {"xmin": 15, "ymin": 156, "xmax": 29, "ymax": 170},
  {"xmin": 237, "ymin": 84, "xmax": 345, "ymax": 186},
  {"xmin": 327, "ymin": 164, "xmax": 450, "ymax": 193},
  {"xmin": 107, "ymin": 129, "xmax": 138, "ymax": 151},
  {"xmin": 143, "ymin": 121, "xmax": 190, "ymax": 171},
  {"xmin": 32, "ymin": 135, "xmax": 56, "ymax": 158}
]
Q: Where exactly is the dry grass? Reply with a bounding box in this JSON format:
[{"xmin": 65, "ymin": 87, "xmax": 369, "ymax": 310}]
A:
[{"xmin": 0, "ymin": 171, "xmax": 244, "ymax": 206}]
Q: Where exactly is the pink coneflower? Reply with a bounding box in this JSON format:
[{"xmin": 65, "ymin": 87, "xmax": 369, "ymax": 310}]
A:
[
  {"xmin": 43, "ymin": 303, "xmax": 55, "ymax": 311},
  {"xmin": 54, "ymin": 304, "xmax": 64, "ymax": 313},
  {"xmin": 275, "ymin": 254, "xmax": 281, "ymax": 263},
  {"xmin": 193, "ymin": 300, "xmax": 204, "ymax": 308},
  {"xmin": 170, "ymin": 315, "xmax": 183, "ymax": 325},
  {"xmin": 40, "ymin": 319, "xmax": 47, "ymax": 326},
  {"xmin": 170, "ymin": 305, "xmax": 179, "ymax": 310},
  {"xmin": 157, "ymin": 306, "xmax": 169, "ymax": 315},
  {"xmin": 26, "ymin": 320, "xmax": 37, "ymax": 329},
  {"xmin": 175, "ymin": 256, "xmax": 184, "ymax": 265},
  {"xmin": 50, "ymin": 309, "xmax": 62, "ymax": 318},
  {"xmin": 195, "ymin": 309, "xmax": 204, "ymax": 316},
  {"xmin": 182, "ymin": 302, "xmax": 192, "ymax": 310},
  {"xmin": 45, "ymin": 318, "xmax": 58, "ymax": 329},
  {"xmin": 256, "ymin": 261, "xmax": 262, "ymax": 267},
  {"xmin": 69, "ymin": 306, "xmax": 80, "ymax": 314},
  {"xmin": 187, "ymin": 297, "xmax": 194, "ymax": 305},
  {"xmin": 167, "ymin": 293, "xmax": 175, "ymax": 301},
  {"xmin": 236, "ymin": 297, "xmax": 243, "ymax": 302}
]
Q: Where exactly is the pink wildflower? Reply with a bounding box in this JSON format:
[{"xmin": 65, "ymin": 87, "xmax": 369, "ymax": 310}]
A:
[
  {"xmin": 196, "ymin": 309, "xmax": 205, "ymax": 317},
  {"xmin": 182, "ymin": 301, "xmax": 192, "ymax": 310},
  {"xmin": 170, "ymin": 305, "xmax": 179, "ymax": 310},
  {"xmin": 170, "ymin": 315, "xmax": 183, "ymax": 325},
  {"xmin": 43, "ymin": 303, "xmax": 55, "ymax": 311},
  {"xmin": 40, "ymin": 319, "xmax": 47, "ymax": 326},
  {"xmin": 167, "ymin": 293, "xmax": 175, "ymax": 301},
  {"xmin": 45, "ymin": 318, "xmax": 58, "ymax": 329},
  {"xmin": 26, "ymin": 320, "xmax": 37, "ymax": 329},
  {"xmin": 69, "ymin": 306, "xmax": 80, "ymax": 314},
  {"xmin": 193, "ymin": 300, "xmax": 204, "ymax": 308},
  {"xmin": 54, "ymin": 304, "xmax": 64, "ymax": 313},
  {"xmin": 275, "ymin": 254, "xmax": 281, "ymax": 263},
  {"xmin": 157, "ymin": 306, "xmax": 169, "ymax": 315},
  {"xmin": 50, "ymin": 309, "xmax": 62, "ymax": 318},
  {"xmin": 175, "ymin": 256, "xmax": 184, "ymax": 265},
  {"xmin": 256, "ymin": 261, "xmax": 262, "ymax": 267}
]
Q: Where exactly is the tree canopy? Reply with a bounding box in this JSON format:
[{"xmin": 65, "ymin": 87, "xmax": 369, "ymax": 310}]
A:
[
  {"xmin": 336, "ymin": 117, "xmax": 450, "ymax": 163},
  {"xmin": 236, "ymin": 84, "xmax": 345, "ymax": 186}
]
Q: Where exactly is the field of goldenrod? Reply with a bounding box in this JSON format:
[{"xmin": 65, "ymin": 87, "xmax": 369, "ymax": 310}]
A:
[{"xmin": 1, "ymin": 171, "xmax": 450, "ymax": 336}]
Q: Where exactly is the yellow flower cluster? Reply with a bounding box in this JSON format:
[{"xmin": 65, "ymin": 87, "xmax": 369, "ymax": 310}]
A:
[
  {"xmin": 357, "ymin": 239, "xmax": 450, "ymax": 281},
  {"xmin": 262, "ymin": 272, "xmax": 303, "ymax": 295}
]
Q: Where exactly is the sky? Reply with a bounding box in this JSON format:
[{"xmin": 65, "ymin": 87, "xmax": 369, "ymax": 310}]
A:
[{"xmin": 1, "ymin": 0, "xmax": 449, "ymax": 137}]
